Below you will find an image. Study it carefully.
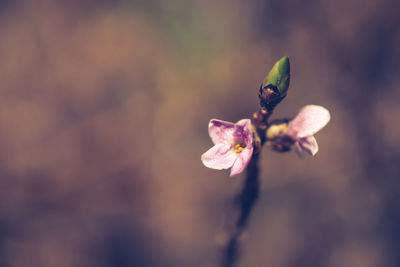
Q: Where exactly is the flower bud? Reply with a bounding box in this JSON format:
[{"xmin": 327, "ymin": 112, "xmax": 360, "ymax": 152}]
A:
[{"xmin": 262, "ymin": 56, "xmax": 290, "ymax": 97}]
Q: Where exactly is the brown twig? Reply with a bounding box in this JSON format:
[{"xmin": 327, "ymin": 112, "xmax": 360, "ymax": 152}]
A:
[{"xmin": 221, "ymin": 85, "xmax": 285, "ymax": 267}]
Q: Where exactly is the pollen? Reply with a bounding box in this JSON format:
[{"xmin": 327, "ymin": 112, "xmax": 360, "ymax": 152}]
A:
[{"xmin": 234, "ymin": 143, "xmax": 245, "ymax": 153}]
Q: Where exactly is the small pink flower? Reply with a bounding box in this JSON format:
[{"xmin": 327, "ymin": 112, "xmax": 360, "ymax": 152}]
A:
[
  {"xmin": 287, "ymin": 105, "xmax": 331, "ymax": 156},
  {"xmin": 201, "ymin": 119, "xmax": 254, "ymax": 177}
]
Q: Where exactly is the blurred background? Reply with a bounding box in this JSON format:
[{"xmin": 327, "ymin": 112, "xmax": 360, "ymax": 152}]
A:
[{"xmin": 0, "ymin": 0, "xmax": 399, "ymax": 266}]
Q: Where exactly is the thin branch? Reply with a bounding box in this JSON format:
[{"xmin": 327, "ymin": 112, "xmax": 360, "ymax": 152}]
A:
[{"xmin": 222, "ymin": 153, "xmax": 260, "ymax": 267}]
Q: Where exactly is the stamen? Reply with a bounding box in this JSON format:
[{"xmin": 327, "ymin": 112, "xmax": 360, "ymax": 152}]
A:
[{"xmin": 234, "ymin": 143, "xmax": 246, "ymax": 153}]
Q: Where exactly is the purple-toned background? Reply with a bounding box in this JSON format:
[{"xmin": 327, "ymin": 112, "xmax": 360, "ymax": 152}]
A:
[{"xmin": 0, "ymin": 1, "xmax": 399, "ymax": 266}]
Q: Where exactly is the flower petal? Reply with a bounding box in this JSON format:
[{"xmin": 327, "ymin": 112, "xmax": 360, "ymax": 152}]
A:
[
  {"xmin": 287, "ymin": 105, "xmax": 330, "ymax": 138},
  {"xmin": 295, "ymin": 142, "xmax": 304, "ymax": 157},
  {"xmin": 234, "ymin": 119, "xmax": 253, "ymax": 145},
  {"xmin": 201, "ymin": 143, "xmax": 237, "ymax": 170},
  {"xmin": 208, "ymin": 119, "xmax": 236, "ymax": 145},
  {"xmin": 299, "ymin": 136, "xmax": 319, "ymax": 156},
  {"xmin": 230, "ymin": 146, "xmax": 253, "ymax": 177},
  {"xmin": 235, "ymin": 118, "xmax": 251, "ymax": 128}
]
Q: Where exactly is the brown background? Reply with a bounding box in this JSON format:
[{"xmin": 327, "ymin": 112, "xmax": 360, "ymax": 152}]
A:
[{"xmin": 0, "ymin": 0, "xmax": 399, "ymax": 266}]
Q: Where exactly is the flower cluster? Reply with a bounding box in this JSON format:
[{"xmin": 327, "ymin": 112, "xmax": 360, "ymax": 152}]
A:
[{"xmin": 201, "ymin": 105, "xmax": 330, "ymax": 176}]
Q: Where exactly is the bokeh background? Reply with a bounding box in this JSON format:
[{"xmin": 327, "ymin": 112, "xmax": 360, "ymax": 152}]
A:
[{"xmin": 0, "ymin": 0, "xmax": 399, "ymax": 266}]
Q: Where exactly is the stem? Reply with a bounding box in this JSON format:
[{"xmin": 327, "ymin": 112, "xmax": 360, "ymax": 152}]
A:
[
  {"xmin": 221, "ymin": 88, "xmax": 284, "ymax": 267},
  {"xmin": 222, "ymin": 153, "xmax": 260, "ymax": 267}
]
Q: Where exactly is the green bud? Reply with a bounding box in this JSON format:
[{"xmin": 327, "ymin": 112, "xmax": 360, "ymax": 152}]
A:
[{"xmin": 262, "ymin": 56, "xmax": 290, "ymax": 96}]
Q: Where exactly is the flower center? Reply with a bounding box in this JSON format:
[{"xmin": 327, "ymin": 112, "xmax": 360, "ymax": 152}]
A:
[{"xmin": 234, "ymin": 143, "xmax": 246, "ymax": 153}]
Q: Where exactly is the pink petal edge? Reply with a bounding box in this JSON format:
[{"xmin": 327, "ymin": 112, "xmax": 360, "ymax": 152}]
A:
[
  {"xmin": 208, "ymin": 119, "xmax": 236, "ymax": 145},
  {"xmin": 229, "ymin": 146, "xmax": 253, "ymax": 177},
  {"xmin": 201, "ymin": 143, "xmax": 237, "ymax": 170},
  {"xmin": 299, "ymin": 136, "xmax": 319, "ymax": 156},
  {"xmin": 235, "ymin": 118, "xmax": 251, "ymax": 128},
  {"xmin": 288, "ymin": 105, "xmax": 331, "ymax": 138}
]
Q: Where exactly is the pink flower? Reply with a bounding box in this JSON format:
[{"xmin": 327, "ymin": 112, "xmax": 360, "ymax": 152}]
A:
[
  {"xmin": 287, "ymin": 105, "xmax": 331, "ymax": 156},
  {"xmin": 201, "ymin": 119, "xmax": 254, "ymax": 177}
]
